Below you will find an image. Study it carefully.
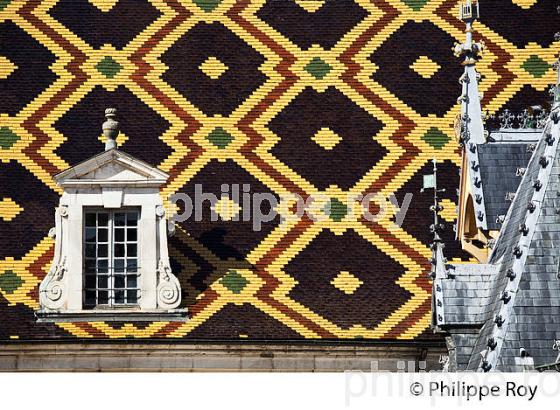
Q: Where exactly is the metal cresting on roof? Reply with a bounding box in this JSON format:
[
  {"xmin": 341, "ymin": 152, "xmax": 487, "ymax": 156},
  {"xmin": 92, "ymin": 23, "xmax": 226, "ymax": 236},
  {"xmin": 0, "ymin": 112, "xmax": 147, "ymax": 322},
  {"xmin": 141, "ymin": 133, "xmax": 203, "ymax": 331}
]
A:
[{"xmin": 0, "ymin": 0, "xmax": 558, "ymax": 340}]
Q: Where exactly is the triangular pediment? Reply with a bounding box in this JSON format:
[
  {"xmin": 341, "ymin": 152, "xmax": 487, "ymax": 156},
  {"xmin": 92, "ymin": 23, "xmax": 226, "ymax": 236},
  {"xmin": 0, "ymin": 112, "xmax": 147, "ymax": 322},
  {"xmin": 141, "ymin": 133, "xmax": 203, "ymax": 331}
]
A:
[
  {"xmin": 54, "ymin": 149, "xmax": 168, "ymax": 187},
  {"xmin": 80, "ymin": 160, "xmax": 153, "ymax": 181}
]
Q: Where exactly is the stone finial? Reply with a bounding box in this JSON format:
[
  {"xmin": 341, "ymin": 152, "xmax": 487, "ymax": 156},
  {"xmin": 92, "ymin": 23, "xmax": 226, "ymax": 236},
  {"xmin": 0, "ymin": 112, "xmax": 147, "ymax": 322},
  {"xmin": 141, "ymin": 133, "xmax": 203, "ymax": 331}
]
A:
[{"xmin": 102, "ymin": 108, "xmax": 119, "ymax": 151}]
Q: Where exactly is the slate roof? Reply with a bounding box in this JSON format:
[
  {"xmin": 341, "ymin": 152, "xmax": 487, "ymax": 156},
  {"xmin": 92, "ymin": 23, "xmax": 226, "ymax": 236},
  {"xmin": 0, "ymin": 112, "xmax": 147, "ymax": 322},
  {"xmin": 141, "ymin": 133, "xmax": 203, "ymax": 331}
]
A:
[
  {"xmin": 436, "ymin": 114, "xmax": 560, "ymax": 372},
  {"xmin": 433, "ymin": 261, "xmax": 496, "ymax": 371},
  {"xmin": 477, "ymin": 140, "xmax": 536, "ymax": 230},
  {"xmin": 439, "ymin": 264, "xmax": 497, "ymax": 325}
]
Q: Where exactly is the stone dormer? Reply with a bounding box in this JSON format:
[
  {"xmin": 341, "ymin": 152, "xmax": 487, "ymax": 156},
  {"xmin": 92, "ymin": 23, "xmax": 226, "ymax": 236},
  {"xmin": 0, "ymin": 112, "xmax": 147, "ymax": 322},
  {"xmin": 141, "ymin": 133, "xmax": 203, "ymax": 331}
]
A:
[{"xmin": 37, "ymin": 109, "xmax": 186, "ymax": 322}]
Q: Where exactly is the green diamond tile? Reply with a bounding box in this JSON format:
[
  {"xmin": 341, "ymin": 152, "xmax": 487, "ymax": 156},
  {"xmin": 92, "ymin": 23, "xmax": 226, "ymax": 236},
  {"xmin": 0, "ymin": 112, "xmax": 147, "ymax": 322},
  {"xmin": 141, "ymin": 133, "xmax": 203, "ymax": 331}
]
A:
[
  {"xmin": 193, "ymin": 0, "xmax": 221, "ymax": 12},
  {"xmin": 305, "ymin": 57, "xmax": 332, "ymax": 80},
  {"xmin": 95, "ymin": 56, "xmax": 122, "ymax": 79},
  {"xmin": 422, "ymin": 127, "xmax": 450, "ymax": 150},
  {"xmin": 220, "ymin": 270, "xmax": 248, "ymax": 294},
  {"xmin": 325, "ymin": 198, "xmax": 348, "ymax": 222},
  {"xmin": 402, "ymin": 0, "xmax": 429, "ymax": 11},
  {"xmin": 521, "ymin": 55, "xmax": 549, "ymax": 78},
  {"xmin": 0, "ymin": 127, "xmax": 20, "ymax": 150},
  {"xmin": 0, "ymin": 270, "xmax": 22, "ymax": 294},
  {"xmin": 207, "ymin": 127, "xmax": 233, "ymax": 149}
]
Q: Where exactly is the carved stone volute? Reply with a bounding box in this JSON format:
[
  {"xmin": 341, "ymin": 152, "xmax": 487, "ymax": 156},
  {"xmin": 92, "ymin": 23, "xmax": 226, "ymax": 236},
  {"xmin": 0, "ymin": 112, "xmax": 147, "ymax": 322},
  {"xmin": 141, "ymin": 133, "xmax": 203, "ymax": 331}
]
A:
[
  {"xmin": 39, "ymin": 256, "xmax": 67, "ymax": 310},
  {"xmin": 156, "ymin": 259, "xmax": 181, "ymax": 309}
]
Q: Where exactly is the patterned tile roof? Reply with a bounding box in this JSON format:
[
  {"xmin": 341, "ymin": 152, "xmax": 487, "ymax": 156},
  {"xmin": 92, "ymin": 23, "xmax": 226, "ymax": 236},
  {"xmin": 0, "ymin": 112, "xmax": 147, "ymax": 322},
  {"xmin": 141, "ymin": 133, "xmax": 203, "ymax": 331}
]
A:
[{"xmin": 0, "ymin": 0, "xmax": 558, "ymax": 341}]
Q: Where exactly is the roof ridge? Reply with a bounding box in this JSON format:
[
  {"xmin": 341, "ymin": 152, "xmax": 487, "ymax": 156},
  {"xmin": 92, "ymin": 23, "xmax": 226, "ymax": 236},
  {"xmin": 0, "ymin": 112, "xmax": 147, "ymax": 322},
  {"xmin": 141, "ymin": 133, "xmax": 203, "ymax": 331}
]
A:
[
  {"xmin": 455, "ymin": 4, "xmax": 488, "ymax": 230},
  {"xmin": 459, "ymin": 66, "xmax": 489, "ymax": 230}
]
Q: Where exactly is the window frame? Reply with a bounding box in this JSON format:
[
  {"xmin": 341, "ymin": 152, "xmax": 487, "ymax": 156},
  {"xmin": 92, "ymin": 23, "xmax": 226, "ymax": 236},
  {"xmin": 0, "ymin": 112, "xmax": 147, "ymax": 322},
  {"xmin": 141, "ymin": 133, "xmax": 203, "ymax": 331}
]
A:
[{"xmin": 82, "ymin": 207, "xmax": 141, "ymax": 309}]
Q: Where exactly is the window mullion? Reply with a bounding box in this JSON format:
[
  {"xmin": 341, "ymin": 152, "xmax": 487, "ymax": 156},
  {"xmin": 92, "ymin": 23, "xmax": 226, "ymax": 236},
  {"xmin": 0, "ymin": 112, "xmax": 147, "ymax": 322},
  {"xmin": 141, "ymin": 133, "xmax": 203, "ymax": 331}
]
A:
[{"xmin": 108, "ymin": 210, "xmax": 114, "ymax": 308}]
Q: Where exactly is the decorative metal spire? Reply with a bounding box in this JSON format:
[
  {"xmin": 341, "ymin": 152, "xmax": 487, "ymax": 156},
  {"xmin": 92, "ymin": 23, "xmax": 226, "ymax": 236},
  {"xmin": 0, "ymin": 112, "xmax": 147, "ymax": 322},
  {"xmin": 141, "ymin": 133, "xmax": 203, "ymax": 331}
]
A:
[
  {"xmin": 455, "ymin": 1, "xmax": 485, "ymax": 145},
  {"xmin": 455, "ymin": 1, "xmax": 487, "ymax": 230},
  {"xmin": 423, "ymin": 159, "xmax": 449, "ymax": 329},
  {"xmin": 422, "ymin": 159, "xmax": 446, "ymax": 279},
  {"xmin": 457, "ymin": 1, "xmax": 480, "ymax": 64},
  {"xmin": 102, "ymin": 108, "xmax": 119, "ymax": 151}
]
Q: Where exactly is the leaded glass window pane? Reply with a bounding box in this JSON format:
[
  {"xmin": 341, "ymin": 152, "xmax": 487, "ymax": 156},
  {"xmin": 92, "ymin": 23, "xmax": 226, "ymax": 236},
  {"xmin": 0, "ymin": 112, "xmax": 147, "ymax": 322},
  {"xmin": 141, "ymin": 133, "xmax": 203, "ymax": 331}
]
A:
[{"xmin": 83, "ymin": 209, "xmax": 140, "ymax": 308}]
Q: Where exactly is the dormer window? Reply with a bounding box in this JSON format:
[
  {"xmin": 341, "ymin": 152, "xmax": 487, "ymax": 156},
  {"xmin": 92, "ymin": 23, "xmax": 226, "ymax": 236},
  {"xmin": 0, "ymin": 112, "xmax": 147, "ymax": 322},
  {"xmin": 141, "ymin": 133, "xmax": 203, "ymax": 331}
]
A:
[
  {"xmin": 83, "ymin": 209, "xmax": 140, "ymax": 308},
  {"xmin": 37, "ymin": 109, "xmax": 187, "ymax": 322}
]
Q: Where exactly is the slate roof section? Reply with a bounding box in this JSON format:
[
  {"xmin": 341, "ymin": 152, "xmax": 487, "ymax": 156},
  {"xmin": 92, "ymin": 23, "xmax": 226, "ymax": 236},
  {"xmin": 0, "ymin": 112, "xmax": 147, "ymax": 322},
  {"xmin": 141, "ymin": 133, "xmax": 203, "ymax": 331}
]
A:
[
  {"xmin": 494, "ymin": 121, "xmax": 560, "ymax": 370},
  {"xmin": 477, "ymin": 142, "xmax": 535, "ymax": 230},
  {"xmin": 437, "ymin": 116, "xmax": 560, "ymax": 372},
  {"xmin": 435, "ymin": 263, "xmax": 497, "ymax": 371},
  {"xmin": 488, "ymin": 130, "xmax": 543, "ymax": 142},
  {"xmin": 439, "ymin": 264, "xmax": 497, "ymax": 325},
  {"xmin": 447, "ymin": 328, "xmax": 480, "ymax": 372},
  {"xmin": 488, "ymin": 133, "xmax": 548, "ymax": 265},
  {"xmin": 467, "ymin": 119, "xmax": 559, "ymax": 371}
]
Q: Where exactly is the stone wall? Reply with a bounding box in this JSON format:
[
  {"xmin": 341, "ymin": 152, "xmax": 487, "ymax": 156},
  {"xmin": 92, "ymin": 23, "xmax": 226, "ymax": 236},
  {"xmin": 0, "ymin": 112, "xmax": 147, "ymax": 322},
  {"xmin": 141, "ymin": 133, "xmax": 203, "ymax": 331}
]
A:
[{"xmin": 0, "ymin": 343, "xmax": 446, "ymax": 372}]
